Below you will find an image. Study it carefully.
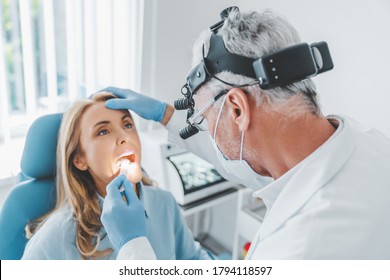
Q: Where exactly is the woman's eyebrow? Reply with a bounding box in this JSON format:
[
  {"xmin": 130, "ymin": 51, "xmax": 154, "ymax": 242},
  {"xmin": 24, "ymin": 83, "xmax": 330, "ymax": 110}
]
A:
[
  {"xmin": 93, "ymin": 114, "xmax": 131, "ymax": 128},
  {"xmin": 93, "ymin": 120, "xmax": 110, "ymax": 128},
  {"xmin": 122, "ymin": 114, "xmax": 132, "ymax": 120}
]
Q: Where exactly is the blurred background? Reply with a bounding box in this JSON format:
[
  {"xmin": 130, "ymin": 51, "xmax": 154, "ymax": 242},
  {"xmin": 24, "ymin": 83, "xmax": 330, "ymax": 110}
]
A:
[{"xmin": 1, "ymin": 0, "xmax": 390, "ymax": 192}]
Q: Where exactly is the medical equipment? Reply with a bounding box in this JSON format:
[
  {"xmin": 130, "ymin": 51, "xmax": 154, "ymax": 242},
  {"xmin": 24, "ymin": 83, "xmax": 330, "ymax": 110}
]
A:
[
  {"xmin": 118, "ymin": 159, "xmax": 130, "ymax": 203},
  {"xmin": 139, "ymin": 129, "xmax": 236, "ymax": 206},
  {"xmin": 118, "ymin": 159, "xmax": 144, "ymax": 205},
  {"xmin": 242, "ymin": 242, "xmax": 251, "ymax": 259},
  {"xmin": 174, "ymin": 6, "xmax": 334, "ymax": 139}
]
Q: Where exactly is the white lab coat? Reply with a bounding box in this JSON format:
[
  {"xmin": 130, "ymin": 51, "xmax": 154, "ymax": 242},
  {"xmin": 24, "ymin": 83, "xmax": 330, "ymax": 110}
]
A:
[{"xmin": 118, "ymin": 111, "xmax": 390, "ymax": 259}]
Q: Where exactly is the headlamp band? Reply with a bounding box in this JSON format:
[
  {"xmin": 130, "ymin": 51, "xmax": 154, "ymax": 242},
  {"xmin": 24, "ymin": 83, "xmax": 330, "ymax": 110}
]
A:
[
  {"xmin": 205, "ymin": 34, "xmax": 258, "ymax": 80},
  {"xmin": 183, "ymin": 33, "xmax": 259, "ymax": 96},
  {"xmin": 186, "ymin": 35, "xmax": 334, "ymax": 94}
]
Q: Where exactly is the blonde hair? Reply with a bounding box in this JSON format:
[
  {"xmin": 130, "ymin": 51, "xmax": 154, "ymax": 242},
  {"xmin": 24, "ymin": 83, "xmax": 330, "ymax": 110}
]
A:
[{"xmin": 26, "ymin": 92, "xmax": 154, "ymax": 259}]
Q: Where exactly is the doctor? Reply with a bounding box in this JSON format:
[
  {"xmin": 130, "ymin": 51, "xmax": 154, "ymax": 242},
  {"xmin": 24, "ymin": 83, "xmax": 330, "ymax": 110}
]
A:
[{"xmin": 101, "ymin": 7, "xmax": 390, "ymax": 259}]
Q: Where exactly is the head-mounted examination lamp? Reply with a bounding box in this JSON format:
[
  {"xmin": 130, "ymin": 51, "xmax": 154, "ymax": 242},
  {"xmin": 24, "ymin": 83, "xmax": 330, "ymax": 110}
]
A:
[{"xmin": 175, "ymin": 6, "xmax": 334, "ymax": 140}]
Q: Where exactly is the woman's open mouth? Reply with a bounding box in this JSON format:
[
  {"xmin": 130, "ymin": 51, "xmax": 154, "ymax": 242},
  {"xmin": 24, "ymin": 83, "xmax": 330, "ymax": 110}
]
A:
[
  {"xmin": 115, "ymin": 152, "xmax": 142, "ymax": 183},
  {"xmin": 116, "ymin": 153, "xmax": 136, "ymax": 169}
]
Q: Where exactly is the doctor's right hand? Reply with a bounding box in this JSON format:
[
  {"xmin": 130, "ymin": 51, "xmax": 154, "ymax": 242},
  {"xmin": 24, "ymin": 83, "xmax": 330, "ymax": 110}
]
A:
[
  {"xmin": 101, "ymin": 174, "xmax": 147, "ymax": 251},
  {"xmin": 102, "ymin": 87, "xmax": 167, "ymax": 122}
]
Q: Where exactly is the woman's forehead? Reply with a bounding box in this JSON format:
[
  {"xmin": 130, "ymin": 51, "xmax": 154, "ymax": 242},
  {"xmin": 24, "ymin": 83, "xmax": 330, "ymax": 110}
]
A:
[{"xmin": 82, "ymin": 102, "xmax": 130, "ymax": 124}]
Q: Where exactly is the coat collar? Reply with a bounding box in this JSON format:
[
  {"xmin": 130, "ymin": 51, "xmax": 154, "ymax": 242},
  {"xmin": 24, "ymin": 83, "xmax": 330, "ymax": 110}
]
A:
[{"xmin": 254, "ymin": 115, "xmax": 357, "ymax": 240}]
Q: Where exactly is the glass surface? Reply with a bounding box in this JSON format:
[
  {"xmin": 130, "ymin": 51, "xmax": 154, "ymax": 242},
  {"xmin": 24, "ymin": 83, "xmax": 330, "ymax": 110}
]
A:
[{"xmin": 167, "ymin": 152, "xmax": 225, "ymax": 193}]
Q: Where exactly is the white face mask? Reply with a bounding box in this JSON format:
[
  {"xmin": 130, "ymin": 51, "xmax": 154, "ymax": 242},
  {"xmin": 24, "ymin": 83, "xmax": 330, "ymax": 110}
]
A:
[{"xmin": 210, "ymin": 96, "xmax": 273, "ymax": 190}]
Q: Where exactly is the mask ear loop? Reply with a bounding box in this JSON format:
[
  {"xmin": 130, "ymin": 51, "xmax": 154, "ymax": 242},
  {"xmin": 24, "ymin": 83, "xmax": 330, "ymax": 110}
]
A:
[
  {"xmin": 214, "ymin": 94, "xmax": 228, "ymax": 140},
  {"xmin": 213, "ymin": 95, "xmax": 229, "ymax": 159},
  {"xmin": 240, "ymin": 130, "xmax": 245, "ymax": 161}
]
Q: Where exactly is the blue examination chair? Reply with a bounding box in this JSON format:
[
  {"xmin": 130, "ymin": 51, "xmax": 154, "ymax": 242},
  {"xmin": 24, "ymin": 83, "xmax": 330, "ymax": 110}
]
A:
[{"xmin": 0, "ymin": 113, "xmax": 62, "ymax": 259}]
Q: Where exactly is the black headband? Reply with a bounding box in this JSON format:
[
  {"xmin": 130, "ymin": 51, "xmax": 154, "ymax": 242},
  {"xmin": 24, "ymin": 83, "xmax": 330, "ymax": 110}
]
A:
[{"xmin": 205, "ymin": 34, "xmax": 257, "ymax": 80}]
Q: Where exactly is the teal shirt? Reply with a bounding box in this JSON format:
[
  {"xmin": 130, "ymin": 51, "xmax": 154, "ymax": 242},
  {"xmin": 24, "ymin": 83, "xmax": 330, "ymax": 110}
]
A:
[{"xmin": 22, "ymin": 186, "xmax": 213, "ymax": 260}]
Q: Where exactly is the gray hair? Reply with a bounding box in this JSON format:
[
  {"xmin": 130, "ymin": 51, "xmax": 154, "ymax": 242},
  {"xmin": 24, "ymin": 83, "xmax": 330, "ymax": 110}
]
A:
[{"xmin": 193, "ymin": 9, "xmax": 320, "ymax": 116}]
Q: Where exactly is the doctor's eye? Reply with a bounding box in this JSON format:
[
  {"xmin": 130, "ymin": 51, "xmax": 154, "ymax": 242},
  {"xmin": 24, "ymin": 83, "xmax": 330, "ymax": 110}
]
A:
[{"xmin": 97, "ymin": 129, "xmax": 109, "ymax": 136}]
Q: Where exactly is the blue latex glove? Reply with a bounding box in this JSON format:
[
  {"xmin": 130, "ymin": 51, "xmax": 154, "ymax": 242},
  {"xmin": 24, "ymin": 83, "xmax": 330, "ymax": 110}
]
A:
[
  {"xmin": 102, "ymin": 87, "xmax": 167, "ymax": 122},
  {"xmin": 101, "ymin": 174, "xmax": 147, "ymax": 251}
]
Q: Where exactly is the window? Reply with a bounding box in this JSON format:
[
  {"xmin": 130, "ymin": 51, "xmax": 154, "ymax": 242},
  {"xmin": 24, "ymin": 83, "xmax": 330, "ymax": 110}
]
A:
[{"xmin": 0, "ymin": 0, "xmax": 144, "ymax": 181}]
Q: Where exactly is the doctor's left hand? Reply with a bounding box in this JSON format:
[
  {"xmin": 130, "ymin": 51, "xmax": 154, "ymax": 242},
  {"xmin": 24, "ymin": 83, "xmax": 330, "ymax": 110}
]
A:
[
  {"xmin": 101, "ymin": 175, "xmax": 147, "ymax": 251},
  {"xmin": 102, "ymin": 87, "xmax": 167, "ymax": 122}
]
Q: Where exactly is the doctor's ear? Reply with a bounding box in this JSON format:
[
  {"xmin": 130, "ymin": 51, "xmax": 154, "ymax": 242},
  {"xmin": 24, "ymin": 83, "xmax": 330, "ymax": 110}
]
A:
[
  {"xmin": 73, "ymin": 154, "xmax": 88, "ymax": 171},
  {"xmin": 225, "ymin": 88, "xmax": 250, "ymax": 131}
]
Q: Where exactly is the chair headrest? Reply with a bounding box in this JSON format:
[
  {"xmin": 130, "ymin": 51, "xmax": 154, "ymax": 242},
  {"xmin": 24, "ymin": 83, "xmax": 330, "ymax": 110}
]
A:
[{"xmin": 21, "ymin": 113, "xmax": 62, "ymax": 179}]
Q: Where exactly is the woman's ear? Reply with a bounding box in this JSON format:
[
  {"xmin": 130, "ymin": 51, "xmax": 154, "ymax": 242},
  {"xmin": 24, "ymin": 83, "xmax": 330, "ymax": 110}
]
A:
[
  {"xmin": 225, "ymin": 88, "xmax": 250, "ymax": 131},
  {"xmin": 73, "ymin": 154, "xmax": 88, "ymax": 171}
]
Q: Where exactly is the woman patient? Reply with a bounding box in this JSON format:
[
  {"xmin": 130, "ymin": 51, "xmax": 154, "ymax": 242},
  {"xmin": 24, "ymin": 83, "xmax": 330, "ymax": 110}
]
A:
[{"xmin": 22, "ymin": 92, "xmax": 213, "ymax": 260}]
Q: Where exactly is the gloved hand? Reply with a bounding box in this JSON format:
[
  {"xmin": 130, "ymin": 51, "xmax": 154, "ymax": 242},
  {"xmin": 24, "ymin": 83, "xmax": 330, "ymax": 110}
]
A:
[
  {"xmin": 102, "ymin": 86, "xmax": 167, "ymax": 122},
  {"xmin": 101, "ymin": 174, "xmax": 147, "ymax": 251}
]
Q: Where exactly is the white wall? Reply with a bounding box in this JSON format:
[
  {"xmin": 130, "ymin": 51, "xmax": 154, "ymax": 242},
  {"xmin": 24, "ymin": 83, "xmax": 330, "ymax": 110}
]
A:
[{"xmin": 142, "ymin": 0, "xmax": 390, "ymax": 136}]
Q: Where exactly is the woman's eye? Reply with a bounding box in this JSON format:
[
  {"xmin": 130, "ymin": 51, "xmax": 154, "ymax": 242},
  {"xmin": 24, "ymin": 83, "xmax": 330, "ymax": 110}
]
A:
[
  {"xmin": 124, "ymin": 123, "xmax": 133, "ymax": 129},
  {"xmin": 97, "ymin": 129, "xmax": 109, "ymax": 136}
]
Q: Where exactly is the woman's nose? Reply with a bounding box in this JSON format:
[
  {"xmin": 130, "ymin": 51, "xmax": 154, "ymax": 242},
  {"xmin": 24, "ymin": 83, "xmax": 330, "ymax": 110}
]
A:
[{"xmin": 117, "ymin": 130, "xmax": 129, "ymax": 145}]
